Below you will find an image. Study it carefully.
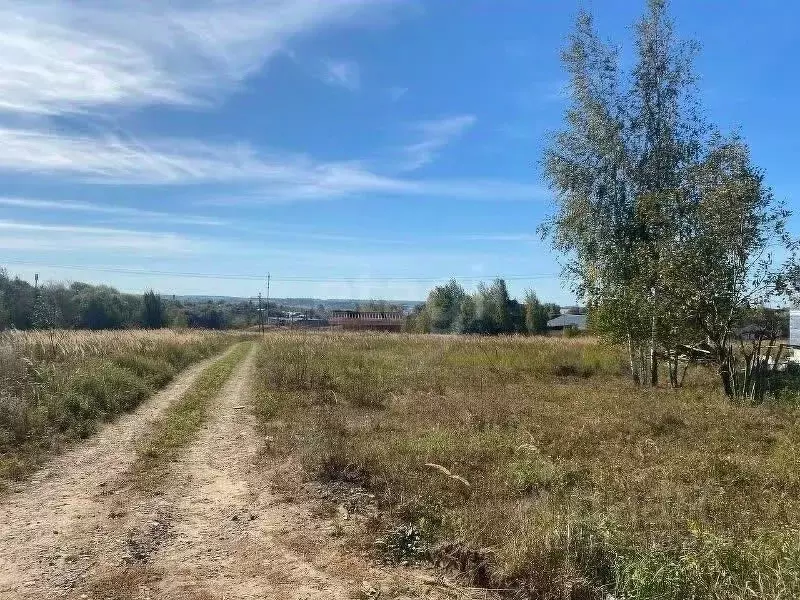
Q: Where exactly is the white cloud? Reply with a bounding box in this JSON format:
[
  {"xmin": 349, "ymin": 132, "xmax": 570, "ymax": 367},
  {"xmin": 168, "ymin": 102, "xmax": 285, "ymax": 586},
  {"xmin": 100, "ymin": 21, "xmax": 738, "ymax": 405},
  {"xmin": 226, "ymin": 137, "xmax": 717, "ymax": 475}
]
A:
[
  {"xmin": 401, "ymin": 115, "xmax": 476, "ymax": 171},
  {"xmin": 0, "ymin": 220, "xmax": 192, "ymax": 253},
  {"xmin": 0, "ymin": 196, "xmax": 225, "ymax": 226},
  {"xmin": 0, "ymin": 0, "xmax": 394, "ymax": 115},
  {"xmin": 321, "ymin": 59, "xmax": 361, "ymax": 91},
  {"xmin": 0, "ymin": 125, "xmax": 546, "ymax": 201},
  {"xmin": 0, "ymin": 127, "xmax": 285, "ymax": 184}
]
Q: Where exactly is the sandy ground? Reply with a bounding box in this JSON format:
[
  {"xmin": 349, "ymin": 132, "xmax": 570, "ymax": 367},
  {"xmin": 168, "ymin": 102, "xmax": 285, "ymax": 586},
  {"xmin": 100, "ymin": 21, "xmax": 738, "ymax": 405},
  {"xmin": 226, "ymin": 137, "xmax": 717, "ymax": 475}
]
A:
[{"xmin": 1, "ymin": 345, "xmax": 478, "ymax": 600}]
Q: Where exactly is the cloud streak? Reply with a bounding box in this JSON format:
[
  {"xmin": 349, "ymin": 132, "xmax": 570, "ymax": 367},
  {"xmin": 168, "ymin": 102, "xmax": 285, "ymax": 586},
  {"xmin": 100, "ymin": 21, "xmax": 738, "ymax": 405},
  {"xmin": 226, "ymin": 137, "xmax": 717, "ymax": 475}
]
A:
[
  {"xmin": 0, "ymin": 220, "xmax": 192, "ymax": 253},
  {"xmin": 401, "ymin": 115, "xmax": 476, "ymax": 171},
  {"xmin": 0, "ymin": 126, "xmax": 546, "ymax": 201},
  {"xmin": 0, "ymin": 0, "xmax": 394, "ymax": 115},
  {"xmin": 0, "ymin": 196, "xmax": 225, "ymax": 226}
]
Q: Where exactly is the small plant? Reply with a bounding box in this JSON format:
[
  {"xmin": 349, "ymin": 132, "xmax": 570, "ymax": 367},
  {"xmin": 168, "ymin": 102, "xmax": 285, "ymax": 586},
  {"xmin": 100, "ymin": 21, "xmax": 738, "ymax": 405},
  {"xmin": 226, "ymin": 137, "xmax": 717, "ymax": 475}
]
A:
[{"xmin": 377, "ymin": 523, "xmax": 426, "ymax": 564}]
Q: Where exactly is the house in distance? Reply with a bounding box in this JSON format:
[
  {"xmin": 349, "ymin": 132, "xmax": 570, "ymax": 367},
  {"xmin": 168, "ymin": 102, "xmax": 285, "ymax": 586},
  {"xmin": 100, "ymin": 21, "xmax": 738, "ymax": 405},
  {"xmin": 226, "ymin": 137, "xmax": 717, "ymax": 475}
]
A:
[{"xmin": 547, "ymin": 313, "xmax": 588, "ymax": 335}]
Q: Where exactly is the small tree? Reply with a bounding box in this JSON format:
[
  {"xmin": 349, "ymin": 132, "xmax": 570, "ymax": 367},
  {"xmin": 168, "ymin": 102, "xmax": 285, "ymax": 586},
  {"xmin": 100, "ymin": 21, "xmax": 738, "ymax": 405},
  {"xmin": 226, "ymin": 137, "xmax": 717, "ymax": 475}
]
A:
[
  {"xmin": 426, "ymin": 280, "xmax": 467, "ymax": 333},
  {"xmin": 32, "ymin": 293, "xmax": 62, "ymax": 330},
  {"xmin": 141, "ymin": 290, "xmax": 167, "ymax": 329},
  {"xmin": 544, "ymin": 0, "xmax": 711, "ymax": 386},
  {"xmin": 674, "ymin": 140, "xmax": 799, "ymax": 401},
  {"xmin": 524, "ymin": 290, "xmax": 549, "ymax": 334}
]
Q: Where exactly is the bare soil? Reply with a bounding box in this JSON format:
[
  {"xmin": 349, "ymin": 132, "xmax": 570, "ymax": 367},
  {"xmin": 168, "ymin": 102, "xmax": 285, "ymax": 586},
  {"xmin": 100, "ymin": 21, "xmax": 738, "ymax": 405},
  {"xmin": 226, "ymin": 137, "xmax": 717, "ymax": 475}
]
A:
[{"xmin": 0, "ymin": 346, "xmax": 475, "ymax": 600}]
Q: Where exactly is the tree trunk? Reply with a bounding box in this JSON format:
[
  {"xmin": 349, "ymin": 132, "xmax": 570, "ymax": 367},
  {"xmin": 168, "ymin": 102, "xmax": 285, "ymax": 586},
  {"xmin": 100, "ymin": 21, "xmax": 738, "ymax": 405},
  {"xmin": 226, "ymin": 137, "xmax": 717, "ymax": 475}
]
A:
[
  {"xmin": 668, "ymin": 347, "xmax": 679, "ymax": 387},
  {"xmin": 649, "ymin": 310, "xmax": 658, "ymax": 386},
  {"xmin": 627, "ymin": 331, "xmax": 640, "ymax": 385},
  {"xmin": 720, "ymin": 364, "xmax": 734, "ymax": 398},
  {"xmin": 718, "ymin": 344, "xmax": 737, "ymax": 399}
]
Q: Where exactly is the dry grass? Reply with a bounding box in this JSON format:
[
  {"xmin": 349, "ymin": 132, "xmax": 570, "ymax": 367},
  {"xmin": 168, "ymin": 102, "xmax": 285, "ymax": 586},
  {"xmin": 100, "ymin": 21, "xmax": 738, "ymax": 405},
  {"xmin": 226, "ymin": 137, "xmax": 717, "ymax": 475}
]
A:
[
  {"xmin": 252, "ymin": 331, "xmax": 800, "ymax": 599},
  {"xmin": 0, "ymin": 329, "xmax": 238, "ymax": 486}
]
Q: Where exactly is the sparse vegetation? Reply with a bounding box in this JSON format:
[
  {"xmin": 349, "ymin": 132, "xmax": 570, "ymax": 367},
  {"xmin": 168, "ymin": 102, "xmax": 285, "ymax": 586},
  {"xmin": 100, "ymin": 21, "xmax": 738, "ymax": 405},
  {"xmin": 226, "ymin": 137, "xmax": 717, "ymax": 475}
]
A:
[
  {"xmin": 252, "ymin": 331, "xmax": 800, "ymax": 599},
  {"xmin": 0, "ymin": 329, "xmax": 234, "ymax": 485}
]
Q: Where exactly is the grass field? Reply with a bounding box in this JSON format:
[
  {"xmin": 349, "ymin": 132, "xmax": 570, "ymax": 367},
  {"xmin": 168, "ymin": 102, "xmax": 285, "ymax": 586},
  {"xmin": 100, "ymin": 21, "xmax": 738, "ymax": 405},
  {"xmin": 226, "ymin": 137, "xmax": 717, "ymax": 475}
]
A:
[
  {"xmin": 252, "ymin": 331, "xmax": 800, "ymax": 599},
  {"xmin": 0, "ymin": 329, "xmax": 235, "ymax": 485}
]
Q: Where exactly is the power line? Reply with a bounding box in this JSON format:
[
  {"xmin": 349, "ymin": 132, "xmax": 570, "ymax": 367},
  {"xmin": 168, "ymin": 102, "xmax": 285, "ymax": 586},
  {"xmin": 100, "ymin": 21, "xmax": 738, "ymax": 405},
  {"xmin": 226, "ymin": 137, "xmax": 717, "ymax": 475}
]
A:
[{"xmin": 1, "ymin": 260, "xmax": 560, "ymax": 283}]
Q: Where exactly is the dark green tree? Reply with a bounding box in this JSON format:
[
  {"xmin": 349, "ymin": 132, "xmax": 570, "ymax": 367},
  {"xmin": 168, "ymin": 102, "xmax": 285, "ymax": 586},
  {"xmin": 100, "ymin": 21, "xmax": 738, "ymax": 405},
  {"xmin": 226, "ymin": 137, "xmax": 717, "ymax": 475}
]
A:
[{"xmin": 141, "ymin": 290, "xmax": 168, "ymax": 328}]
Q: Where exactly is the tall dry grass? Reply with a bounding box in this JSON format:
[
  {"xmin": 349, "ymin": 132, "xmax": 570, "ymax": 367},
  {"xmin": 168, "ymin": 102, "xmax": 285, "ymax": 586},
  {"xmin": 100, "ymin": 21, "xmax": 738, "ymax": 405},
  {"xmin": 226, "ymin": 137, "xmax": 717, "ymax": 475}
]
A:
[
  {"xmin": 252, "ymin": 331, "xmax": 800, "ymax": 599},
  {"xmin": 0, "ymin": 329, "xmax": 236, "ymax": 485}
]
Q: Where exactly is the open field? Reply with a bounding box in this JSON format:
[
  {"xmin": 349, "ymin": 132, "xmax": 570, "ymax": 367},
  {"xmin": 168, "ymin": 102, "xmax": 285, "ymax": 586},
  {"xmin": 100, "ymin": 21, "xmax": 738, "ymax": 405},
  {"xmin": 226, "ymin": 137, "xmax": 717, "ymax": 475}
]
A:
[
  {"xmin": 0, "ymin": 329, "xmax": 236, "ymax": 485},
  {"xmin": 253, "ymin": 331, "xmax": 800, "ymax": 599},
  {"xmin": 3, "ymin": 328, "xmax": 800, "ymax": 598},
  {"xmin": 0, "ymin": 334, "xmax": 461, "ymax": 599}
]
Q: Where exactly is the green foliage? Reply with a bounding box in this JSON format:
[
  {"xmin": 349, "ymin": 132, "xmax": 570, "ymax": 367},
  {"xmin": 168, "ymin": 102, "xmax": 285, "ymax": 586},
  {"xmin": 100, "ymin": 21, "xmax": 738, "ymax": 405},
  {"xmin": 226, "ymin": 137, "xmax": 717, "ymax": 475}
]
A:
[
  {"xmin": 426, "ymin": 280, "xmax": 467, "ymax": 333},
  {"xmin": 413, "ymin": 279, "xmax": 552, "ymax": 336},
  {"xmin": 542, "ymin": 1, "xmax": 799, "ymax": 396},
  {"xmin": 524, "ymin": 290, "xmax": 549, "ymax": 334},
  {"xmin": 141, "ymin": 290, "xmax": 167, "ymax": 329}
]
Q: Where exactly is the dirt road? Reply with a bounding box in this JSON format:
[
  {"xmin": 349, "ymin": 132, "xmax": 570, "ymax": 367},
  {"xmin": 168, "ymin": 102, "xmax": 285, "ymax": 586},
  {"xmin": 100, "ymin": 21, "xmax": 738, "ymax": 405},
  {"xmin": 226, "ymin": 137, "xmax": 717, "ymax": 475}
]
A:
[
  {"xmin": 0, "ymin": 351, "xmax": 225, "ymax": 598},
  {"xmin": 1, "ymin": 345, "xmax": 465, "ymax": 600}
]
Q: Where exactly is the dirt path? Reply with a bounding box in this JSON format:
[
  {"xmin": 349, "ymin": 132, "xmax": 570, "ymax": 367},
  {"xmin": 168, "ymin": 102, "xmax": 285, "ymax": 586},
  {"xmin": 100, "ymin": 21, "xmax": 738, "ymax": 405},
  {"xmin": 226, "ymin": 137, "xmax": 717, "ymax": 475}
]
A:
[
  {"xmin": 85, "ymin": 346, "xmax": 463, "ymax": 600},
  {"xmin": 2, "ymin": 344, "xmax": 471, "ymax": 599},
  {"xmin": 0, "ymin": 351, "xmax": 228, "ymax": 598}
]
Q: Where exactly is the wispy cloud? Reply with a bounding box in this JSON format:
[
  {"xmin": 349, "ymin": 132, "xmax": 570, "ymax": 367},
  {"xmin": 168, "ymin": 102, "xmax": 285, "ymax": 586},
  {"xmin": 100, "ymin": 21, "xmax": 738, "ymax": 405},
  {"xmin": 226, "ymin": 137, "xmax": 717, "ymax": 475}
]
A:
[
  {"xmin": 0, "ymin": 127, "xmax": 287, "ymax": 184},
  {"xmin": 0, "ymin": 0, "xmax": 393, "ymax": 115},
  {"xmin": 321, "ymin": 59, "xmax": 361, "ymax": 91},
  {"xmin": 401, "ymin": 115, "xmax": 476, "ymax": 171},
  {"xmin": 0, "ymin": 196, "xmax": 225, "ymax": 226},
  {"xmin": 0, "ymin": 126, "xmax": 546, "ymax": 202},
  {"xmin": 0, "ymin": 220, "xmax": 192, "ymax": 253}
]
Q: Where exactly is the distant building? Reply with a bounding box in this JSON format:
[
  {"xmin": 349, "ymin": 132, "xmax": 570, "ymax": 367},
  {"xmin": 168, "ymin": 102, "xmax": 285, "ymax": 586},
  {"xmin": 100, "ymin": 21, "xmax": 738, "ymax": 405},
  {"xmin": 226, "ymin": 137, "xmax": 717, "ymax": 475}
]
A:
[
  {"xmin": 547, "ymin": 313, "xmax": 588, "ymax": 333},
  {"xmin": 329, "ymin": 309, "xmax": 404, "ymax": 332},
  {"xmin": 791, "ymin": 310, "xmax": 800, "ymax": 347}
]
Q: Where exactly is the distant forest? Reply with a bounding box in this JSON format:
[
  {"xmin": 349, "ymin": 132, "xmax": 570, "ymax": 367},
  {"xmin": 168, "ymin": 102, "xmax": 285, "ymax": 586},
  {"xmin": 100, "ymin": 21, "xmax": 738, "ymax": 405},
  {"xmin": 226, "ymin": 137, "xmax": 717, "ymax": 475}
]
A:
[{"xmin": 0, "ymin": 268, "xmax": 279, "ymax": 330}]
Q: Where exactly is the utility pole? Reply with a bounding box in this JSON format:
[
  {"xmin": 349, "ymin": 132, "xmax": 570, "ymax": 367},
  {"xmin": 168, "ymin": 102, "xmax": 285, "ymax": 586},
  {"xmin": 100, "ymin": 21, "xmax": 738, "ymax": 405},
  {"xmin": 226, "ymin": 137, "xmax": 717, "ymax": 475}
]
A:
[
  {"xmin": 265, "ymin": 273, "xmax": 270, "ymax": 332},
  {"xmin": 258, "ymin": 292, "xmax": 263, "ymax": 335}
]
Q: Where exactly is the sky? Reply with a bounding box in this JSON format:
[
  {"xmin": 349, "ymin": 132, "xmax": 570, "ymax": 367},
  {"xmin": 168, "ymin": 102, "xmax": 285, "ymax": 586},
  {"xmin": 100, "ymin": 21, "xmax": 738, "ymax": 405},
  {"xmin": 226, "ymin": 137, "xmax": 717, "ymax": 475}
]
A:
[{"xmin": 0, "ymin": 0, "xmax": 798, "ymax": 303}]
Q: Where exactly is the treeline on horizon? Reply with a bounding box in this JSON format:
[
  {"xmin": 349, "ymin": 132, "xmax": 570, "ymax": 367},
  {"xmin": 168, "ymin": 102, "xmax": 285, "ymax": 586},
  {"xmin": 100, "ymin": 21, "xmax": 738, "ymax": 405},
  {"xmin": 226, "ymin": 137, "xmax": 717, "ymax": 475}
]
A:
[
  {"xmin": 0, "ymin": 268, "xmax": 265, "ymax": 330},
  {"xmin": 406, "ymin": 278, "xmax": 576, "ymax": 335}
]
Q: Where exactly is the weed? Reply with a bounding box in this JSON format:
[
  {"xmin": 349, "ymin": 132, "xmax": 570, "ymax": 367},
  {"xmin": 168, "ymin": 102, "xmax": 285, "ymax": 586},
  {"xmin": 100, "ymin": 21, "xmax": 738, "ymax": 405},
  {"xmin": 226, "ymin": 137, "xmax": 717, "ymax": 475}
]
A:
[{"xmin": 377, "ymin": 523, "xmax": 427, "ymax": 564}]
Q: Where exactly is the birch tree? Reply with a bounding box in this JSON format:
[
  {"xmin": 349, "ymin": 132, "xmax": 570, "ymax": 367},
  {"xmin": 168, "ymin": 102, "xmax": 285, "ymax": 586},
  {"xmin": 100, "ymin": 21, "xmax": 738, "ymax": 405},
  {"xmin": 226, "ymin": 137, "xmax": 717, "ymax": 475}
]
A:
[{"xmin": 543, "ymin": 0, "xmax": 704, "ymax": 386}]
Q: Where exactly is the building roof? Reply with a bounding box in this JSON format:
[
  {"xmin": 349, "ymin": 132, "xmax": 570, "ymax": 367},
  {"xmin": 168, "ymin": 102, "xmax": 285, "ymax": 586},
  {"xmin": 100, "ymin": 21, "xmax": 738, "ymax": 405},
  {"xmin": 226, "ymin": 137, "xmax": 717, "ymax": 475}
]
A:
[{"xmin": 547, "ymin": 314, "xmax": 588, "ymax": 329}]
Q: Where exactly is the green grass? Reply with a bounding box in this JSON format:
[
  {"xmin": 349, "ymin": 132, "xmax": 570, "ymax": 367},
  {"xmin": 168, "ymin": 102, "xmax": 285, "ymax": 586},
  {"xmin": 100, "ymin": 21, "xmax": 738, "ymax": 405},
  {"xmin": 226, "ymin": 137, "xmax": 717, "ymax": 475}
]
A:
[
  {"xmin": 252, "ymin": 331, "xmax": 800, "ymax": 600},
  {"xmin": 0, "ymin": 329, "xmax": 237, "ymax": 486},
  {"xmin": 133, "ymin": 341, "xmax": 252, "ymax": 487}
]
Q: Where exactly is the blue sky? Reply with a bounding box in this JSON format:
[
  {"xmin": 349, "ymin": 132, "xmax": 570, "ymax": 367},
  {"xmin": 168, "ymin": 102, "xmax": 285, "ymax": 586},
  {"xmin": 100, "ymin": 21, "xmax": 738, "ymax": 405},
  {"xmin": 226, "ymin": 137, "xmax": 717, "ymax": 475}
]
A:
[{"xmin": 0, "ymin": 0, "xmax": 797, "ymax": 303}]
